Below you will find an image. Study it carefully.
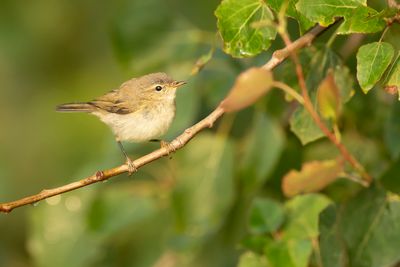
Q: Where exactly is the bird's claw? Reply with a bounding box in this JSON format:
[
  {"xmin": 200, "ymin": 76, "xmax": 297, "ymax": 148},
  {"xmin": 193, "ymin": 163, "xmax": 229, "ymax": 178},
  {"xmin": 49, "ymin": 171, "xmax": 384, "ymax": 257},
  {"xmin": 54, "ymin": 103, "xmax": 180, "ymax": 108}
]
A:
[
  {"xmin": 160, "ymin": 140, "xmax": 176, "ymax": 156},
  {"xmin": 126, "ymin": 158, "xmax": 137, "ymax": 175}
]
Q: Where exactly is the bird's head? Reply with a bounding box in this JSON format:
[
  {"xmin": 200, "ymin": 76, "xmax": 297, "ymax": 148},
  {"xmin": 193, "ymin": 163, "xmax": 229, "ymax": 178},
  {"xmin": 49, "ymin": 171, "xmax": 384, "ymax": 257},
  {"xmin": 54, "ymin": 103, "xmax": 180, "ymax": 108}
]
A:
[{"xmin": 124, "ymin": 72, "xmax": 186, "ymax": 102}]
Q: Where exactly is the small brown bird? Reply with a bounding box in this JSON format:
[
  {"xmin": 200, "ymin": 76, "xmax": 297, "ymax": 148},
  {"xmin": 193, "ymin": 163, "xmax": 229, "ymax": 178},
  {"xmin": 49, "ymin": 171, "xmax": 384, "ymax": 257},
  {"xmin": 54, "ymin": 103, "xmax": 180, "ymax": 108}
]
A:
[{"xmin": 56, "ymin": 72, "xmax": 186, "ymax": 172}]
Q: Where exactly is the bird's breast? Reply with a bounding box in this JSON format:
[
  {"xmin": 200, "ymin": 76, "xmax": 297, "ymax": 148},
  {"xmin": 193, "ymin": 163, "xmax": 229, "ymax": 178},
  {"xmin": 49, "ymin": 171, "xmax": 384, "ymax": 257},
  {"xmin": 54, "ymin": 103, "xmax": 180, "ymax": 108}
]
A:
[{"xmin": 94, "ymin": 103, "xmax": 176, "ymax": 142}]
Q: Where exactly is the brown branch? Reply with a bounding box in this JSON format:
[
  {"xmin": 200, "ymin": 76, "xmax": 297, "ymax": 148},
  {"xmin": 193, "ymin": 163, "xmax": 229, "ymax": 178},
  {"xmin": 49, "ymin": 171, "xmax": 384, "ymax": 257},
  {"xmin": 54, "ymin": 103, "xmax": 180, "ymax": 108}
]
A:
[
  {"xmin": 0, "ymin": 24, "xmax": 330, "ymax": 214},
  {"xmin": 0, "ymin": 108, "xmax": 223, "ymax": 213},
  {"xmin": 278, "ymin": 26, "xmax": 372, "ymax": 184},
  {"xmin": 262, "ymin": 25, "xmax": 327, "ymax": 70}
]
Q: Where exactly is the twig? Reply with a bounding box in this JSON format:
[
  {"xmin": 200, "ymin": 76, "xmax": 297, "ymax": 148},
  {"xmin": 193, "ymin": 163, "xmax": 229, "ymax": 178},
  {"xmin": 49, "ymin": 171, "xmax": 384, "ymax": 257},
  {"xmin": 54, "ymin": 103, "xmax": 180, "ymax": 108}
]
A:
[
  {"xmin": 0, "ymin": 24, "xmax": 330, "ymax": 214},
  {"xmin": 262, "ymin": 25, "xmax": 327, "ymax": 70},
  {"xmin": 277, "ymin": 25, "xmax": 372, "ymax": 183}
]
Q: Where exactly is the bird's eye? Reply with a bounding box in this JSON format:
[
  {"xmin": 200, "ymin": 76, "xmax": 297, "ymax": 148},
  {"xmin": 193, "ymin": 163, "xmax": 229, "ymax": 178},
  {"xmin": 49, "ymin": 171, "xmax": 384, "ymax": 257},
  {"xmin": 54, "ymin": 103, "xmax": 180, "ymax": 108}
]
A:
[{"xmin": 155, "ymin": 85, "xmax": 163, "ymax": 91}]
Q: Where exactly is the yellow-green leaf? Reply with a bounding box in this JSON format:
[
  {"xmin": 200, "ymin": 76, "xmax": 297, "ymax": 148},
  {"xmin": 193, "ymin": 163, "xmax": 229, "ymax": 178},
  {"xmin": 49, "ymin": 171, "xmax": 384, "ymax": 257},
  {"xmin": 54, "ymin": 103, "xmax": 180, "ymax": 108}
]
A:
[
  {"xmin": 220, "ymin": 67, "xmax": 274, "ymax": 112},
  {"xmin": 317, "ymin": 70, "xmax": 340, "ymax": 121}
]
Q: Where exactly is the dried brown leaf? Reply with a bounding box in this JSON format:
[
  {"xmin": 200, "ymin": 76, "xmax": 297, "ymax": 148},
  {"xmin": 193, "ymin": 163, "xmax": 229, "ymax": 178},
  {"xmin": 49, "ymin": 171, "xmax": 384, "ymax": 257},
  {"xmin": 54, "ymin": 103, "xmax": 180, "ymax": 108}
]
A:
[
  {"xmin": 220, "ymin": 67, "xmax": 273, "ymax": 112},
  {"xmin": 282, "ymin": 159, "xmax": 344, "ymax": 197}
]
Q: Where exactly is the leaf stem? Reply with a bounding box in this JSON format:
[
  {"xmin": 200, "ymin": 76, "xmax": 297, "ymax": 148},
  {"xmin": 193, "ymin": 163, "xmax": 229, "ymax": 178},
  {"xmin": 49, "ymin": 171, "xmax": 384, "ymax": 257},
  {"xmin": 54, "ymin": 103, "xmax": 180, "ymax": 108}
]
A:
[
  {"xmin": 272, "ymin": 81, "xmax": 304, "ymax": 104},
  {"xmin": 379, "ymin": 26, "xmax": 389, "ymax": 42},
  {"xmin": 340, "ymin": 172, "xmax": 369, "ymax": 187}
]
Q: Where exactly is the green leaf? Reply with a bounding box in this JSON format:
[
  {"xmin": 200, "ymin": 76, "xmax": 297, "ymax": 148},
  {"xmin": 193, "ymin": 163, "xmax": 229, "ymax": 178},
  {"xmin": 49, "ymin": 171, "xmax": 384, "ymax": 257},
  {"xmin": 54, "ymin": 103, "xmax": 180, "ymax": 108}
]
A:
[
  {"xmin": 296, "ymin": 0, "xmax": 384, "ymax": 33},
  {"xmin": 259, "ymin": 194, "xmax": 331, "ymax": 267},
  {"xmin": 290, "ymin": 107, "xmax": 324, "ymax": 145},
  {"xmin": 296, "ymin": 0, "xmax": 360, "ymax": 26},
  {"xmin": 237, "ymin": 251, "xmax": 269, "ymax": 267},
  {"xmin": 337, "ymin": 6, "xmax": 385, "ymax": 34},
  {"xmin": 215, "ymin": 0, "xmax": 277, "ymax": 58},
  {"xmin": 332, "ymin": 64, "xmax": 355, "ymax": 103},
  {"xmin": 289, "ymin": 48, "xmax": 333, "ymax": 144},
  {"xmin": 264, "ymin": 239, "xmax": 313, "ymax": 267},
  {"xmin": 249, "ymin": 198, "xmax": 284, "ymax": 234},
  {"xmin": 356, "ymin": 42, "xmax": 395, "ymax": 94},
  {"xmin": 384, "ymin": 54, "xmax": 400, "ymax": 100},
  {"xmin": 240, "ymin": 112, "xmax": 285, "ymax": 190},
  {"xmin": 319, "ymin": 187, "xmax": 400, "ymax": 267},
  {"xmin": 283, "ymin": 194, "xmax": 332, "ymax": 240},
  {"xmin": 266, "ymin": 0, "xmax": 314, "ymax": 33},
  {"xmin": 319, "ymin": 205, "xmax": 347, "ymax": 267}
]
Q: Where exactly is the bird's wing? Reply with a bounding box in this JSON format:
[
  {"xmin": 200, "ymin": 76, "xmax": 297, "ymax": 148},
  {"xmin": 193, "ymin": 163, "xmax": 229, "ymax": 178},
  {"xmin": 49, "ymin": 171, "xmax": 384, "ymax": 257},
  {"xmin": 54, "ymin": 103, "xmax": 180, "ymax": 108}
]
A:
[{"xmin": 89, "ymin": 89, "xmax": 137, "ymax": 115}]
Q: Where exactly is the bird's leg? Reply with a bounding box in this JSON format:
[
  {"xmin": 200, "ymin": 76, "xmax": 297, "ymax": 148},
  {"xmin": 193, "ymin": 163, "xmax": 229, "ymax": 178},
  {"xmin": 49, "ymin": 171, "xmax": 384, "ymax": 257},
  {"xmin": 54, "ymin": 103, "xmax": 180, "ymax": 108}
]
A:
[{"xmin": 117, "ymin": 141, "xmax": 137, "ymax": 175}]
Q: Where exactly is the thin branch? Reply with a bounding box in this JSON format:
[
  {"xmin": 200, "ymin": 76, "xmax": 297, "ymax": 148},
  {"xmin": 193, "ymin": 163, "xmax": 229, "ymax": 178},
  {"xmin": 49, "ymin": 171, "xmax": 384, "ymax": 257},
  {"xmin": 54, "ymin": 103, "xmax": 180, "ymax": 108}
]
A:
[
  {"xmin": 262, "ymin": 25, "xmax": 327, "ymax": 70},
  {"xmin": 0, "ymin": 108, "xmax": 223, "ymax": 213},
  {"xmin": 0, "ymin": 24, "xmax": 330, "ymax": 214},
  {"xmin": 277, "ymin": 25, "xmax": 372, "ymax": 183}
]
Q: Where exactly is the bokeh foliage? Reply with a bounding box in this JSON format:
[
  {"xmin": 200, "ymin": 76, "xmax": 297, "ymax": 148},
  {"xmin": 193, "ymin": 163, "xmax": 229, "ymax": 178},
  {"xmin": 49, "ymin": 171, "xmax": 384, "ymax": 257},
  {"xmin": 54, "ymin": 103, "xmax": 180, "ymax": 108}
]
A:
[{"xmin": 1, "ymin": 0, "xmax": 400, "ymax": 267}]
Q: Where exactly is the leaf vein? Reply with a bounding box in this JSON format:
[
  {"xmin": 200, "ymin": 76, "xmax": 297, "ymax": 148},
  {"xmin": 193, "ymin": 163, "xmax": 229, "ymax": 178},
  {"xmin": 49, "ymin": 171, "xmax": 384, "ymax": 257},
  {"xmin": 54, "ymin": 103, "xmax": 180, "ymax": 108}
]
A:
[
  {"xmin": 230, "ymin": 4, "xmax": 262, "ymax": 44},
  {"xmin": 354, "ymin": 198, "xmax": 386, "ymax": 262}
]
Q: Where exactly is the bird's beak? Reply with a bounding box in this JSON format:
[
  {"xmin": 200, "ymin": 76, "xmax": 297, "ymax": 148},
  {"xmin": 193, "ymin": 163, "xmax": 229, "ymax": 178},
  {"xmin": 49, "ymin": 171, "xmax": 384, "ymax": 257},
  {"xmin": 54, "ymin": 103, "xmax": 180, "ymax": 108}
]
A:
[{"xmin": 171, "ymin": 80, "xmax": 186, "ymax": 88}]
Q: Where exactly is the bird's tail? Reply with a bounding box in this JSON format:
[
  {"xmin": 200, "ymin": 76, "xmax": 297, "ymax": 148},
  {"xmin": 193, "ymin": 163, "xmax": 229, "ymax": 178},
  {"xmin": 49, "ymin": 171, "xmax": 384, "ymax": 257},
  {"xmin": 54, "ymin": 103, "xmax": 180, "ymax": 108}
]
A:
[{"xmin": 56, "ymin": 102, "xmax": 94, "ymax": 112}]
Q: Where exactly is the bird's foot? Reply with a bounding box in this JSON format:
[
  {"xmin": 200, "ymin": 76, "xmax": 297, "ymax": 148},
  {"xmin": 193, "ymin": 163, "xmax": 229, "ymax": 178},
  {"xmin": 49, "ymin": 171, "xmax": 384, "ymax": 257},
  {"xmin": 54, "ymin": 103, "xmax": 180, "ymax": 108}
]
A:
[
  {"xmin": 125, "ymin": 157, "xmax": 137, "ymax": 175},
  {"xmin": 160, "ymin": 140, "xmax": 176, "ymax": 157}
]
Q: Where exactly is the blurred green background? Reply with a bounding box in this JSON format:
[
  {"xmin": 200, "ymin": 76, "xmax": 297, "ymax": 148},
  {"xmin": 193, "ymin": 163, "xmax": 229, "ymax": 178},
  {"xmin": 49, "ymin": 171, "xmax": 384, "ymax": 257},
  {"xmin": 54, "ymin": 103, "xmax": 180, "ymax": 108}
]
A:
[
  {"xmin": 0, "ymin": 0, "xmax": 239, "ymax": 266},
  {"xmin": 1, "ymin": 0, "xmax": 400, "ymax": 267}
]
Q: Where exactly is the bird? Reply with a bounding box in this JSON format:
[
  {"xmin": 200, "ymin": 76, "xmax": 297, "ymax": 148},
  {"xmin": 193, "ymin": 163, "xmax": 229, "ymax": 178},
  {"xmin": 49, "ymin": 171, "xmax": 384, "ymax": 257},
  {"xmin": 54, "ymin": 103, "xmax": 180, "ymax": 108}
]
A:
[{"xmin": 56, "ymin": 72, "xmax": 186, "ymax": 173}]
